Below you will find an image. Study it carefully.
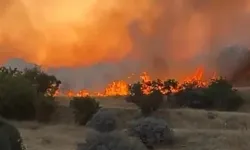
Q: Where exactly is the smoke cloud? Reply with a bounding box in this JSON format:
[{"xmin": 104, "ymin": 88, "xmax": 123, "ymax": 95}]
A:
[
  {"xmin": 1, "ymin": 0, "xmax": 250, "ymax": 90},
  {"xmin": 0, "ymin": 0, "xmax": 160, "ymax": 66}
]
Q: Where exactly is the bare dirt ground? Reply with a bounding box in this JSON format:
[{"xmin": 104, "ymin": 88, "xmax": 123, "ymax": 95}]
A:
[{"xmin": 13, "ymin": 88, "xmax": 250, "ymax": 150}]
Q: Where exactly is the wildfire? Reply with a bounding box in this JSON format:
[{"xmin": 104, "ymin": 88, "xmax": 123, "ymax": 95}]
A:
[
  {"xmin": 55, "ymin": 66, "xmax": 218, "ymax": 97},
  {"xmin": 182, "ymin": 67, "xmax": 207, "ymax": 87}
]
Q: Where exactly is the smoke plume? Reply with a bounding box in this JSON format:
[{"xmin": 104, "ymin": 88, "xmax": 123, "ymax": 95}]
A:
[{"xmin": 1, "ymin": 0, "xmax": 250, "ymax": 89}]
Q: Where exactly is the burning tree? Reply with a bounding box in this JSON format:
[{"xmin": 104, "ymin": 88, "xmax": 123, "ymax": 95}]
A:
[
  {"xmin": 126, "ymin": 69, "xmax": 244, "ymax": 113},
  {"xmin": 23, "ymin": 65, "xmax": 61, "ymax": 97}
]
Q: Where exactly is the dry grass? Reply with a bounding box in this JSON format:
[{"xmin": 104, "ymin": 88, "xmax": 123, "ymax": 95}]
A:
[
  {"xmin": 10, "ymin": 88, "xmax": 250, "ymax": 150},
  {"xmin": 16, "ymin": 124, "xmax": 250, "ymax": 150},
  {"xmin": 16, "ymin": 123, "xmax": 85, "ymax": 150}
]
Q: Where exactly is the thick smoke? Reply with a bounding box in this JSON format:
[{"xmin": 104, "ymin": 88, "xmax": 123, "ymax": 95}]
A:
[
  {"xmin": 1, "ymin": 0, "xmax": 250, "ymax": 90},
  {"xmin": 0, "ymin": 0, "xmax": 159, "ymax": 66}
]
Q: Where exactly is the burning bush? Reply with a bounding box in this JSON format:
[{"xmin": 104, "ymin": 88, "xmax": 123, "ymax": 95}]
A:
[
  {"xmin": 70, "ymin": 96, "xmax": 101, "ymax": 125},
  {"xmin": 128, "ymin": 117, "xmax": 174, "ymax": 149},
  {"xmin": 162, "ymin": 79, "xmax": 179, "ymax": 95},
  {"xmin": 173, "ymin": 77, "xmax": 244, "ymax": 111},
  {"xmin": 77, "ymin": 129, "xmax": 147, "ymax": 150},
  {"xmin": 23, "ymin": 65, "xmax": 61, "ymax": 97},
  {"xmin": 86, "ymin": 109, "xmax": 117, "ymax": 132},
  {"xmin": 126, "ymin": 82, "xmax": 164, "ymax": 116}
]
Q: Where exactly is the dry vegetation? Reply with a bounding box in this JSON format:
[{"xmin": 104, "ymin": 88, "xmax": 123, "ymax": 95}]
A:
[{"xmin": 11, "ymin": 88, "xmax": 250, "ymax": 150}]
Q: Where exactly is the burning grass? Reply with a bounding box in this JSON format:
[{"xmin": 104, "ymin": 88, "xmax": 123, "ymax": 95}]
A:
[{"xmin": 55, "ymin": 67, "xmax": 218, "ymax": 97}]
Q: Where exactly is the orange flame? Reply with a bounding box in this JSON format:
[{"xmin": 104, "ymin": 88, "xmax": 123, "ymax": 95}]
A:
[
  {"xmin": 55, "ymin": 66, "xmax": 218, "ymax": 97},
  {"xmin": 104, "ymin": 80, "xmax": 129, "ymax": 96}
]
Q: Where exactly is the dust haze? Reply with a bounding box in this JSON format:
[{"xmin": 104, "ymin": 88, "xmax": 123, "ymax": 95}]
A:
[{"xmin": 1, "ymin": 0, "xmax": 250, "ymax": 90}]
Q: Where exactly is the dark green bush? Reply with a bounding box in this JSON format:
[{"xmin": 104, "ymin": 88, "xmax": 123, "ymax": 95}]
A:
[
  {"xmin": 204, "ymin": 78, "xmax": 244, "ymax": 111},
  {"xmin": 35, "ymin": 94, "xmax": 58, "ymax": 123},
  {"xmin": 139, "ymin": 89, "xmax": 163, "ymax": 116},
  {"xmin": 125, "ymin": 82, "xmax": 144, "ymax": 104},
  {"xmin": 0, "ymin": 117, "xmax": 26, "ymax": 150},
  {"xmin": 0, "ymin": 73, "xmax": 37, "ymax": 120},
  {"xmin": 173, "ymin": 87, "xmax": 210, "ymax": 109},
  {"xmin": 0, "ymin": 66, "xmax": 60, "ymax": 121},
  {"xmin": 70, "ymin": 96, "xmax": 101, "ymax": 125},
  {"xmin": 23, "ymin": 65, "xmax": 61, "ymax": 97},
  {"xmin": 173, "ymin": 78, "xmax": 244, "ymax": 111}
]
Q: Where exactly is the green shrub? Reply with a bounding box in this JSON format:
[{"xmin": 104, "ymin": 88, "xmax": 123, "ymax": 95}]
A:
[
  {"xmin": 77, "ymin": 130, "xmax": 147, "ymax": 150},
  {"xmin": 0, "ymin": 73, "xmax": 37, "ymax": 120},
  {"xmin": 204, "ymin": 78, "xmax": 244, "ymax": 111},
  {"xmin": 125, "ymin": 82, "xmax": 144, "ymax": 104},
  {"xmin": 35, "ymin": 94, "xmax": 58, "ymax": 123},
  {"xmin": 138, "ymin": 90, "xmax": 163, "ymax": 116},
  {"xmin": 70, "ymin": 96, "xmax": 101, "ymax": 125},
  {"xmin": 0, "ymin": 66, "xmax": 60, "ymax": 121},
  {"xmin": 0, "ymin": 117, "xmax": 26, "ymax": 150},
  {"xmin": 23, "ymin": 66, "xmax": 61, "ymax": 97},
  {"xmin": 173, "ymin": 87, "xmax": 210, "ymax": 109}
]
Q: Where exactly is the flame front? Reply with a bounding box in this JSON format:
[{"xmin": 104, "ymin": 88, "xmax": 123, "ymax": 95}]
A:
[
  {"xmin": 104, "ymin": 80, "xmax": 129, "ymax": 96},
  {"xmin": 55, "ymin": 66, "xmax": 218, "ymax": 97}
]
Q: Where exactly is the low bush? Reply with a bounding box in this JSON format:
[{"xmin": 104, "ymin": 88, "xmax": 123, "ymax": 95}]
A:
[
  {"xmin": 204, "ymin": 78, "xmax": 244, "ymax": 111},
  {"xmin": 35, "ymin": 94, "xmax": 58, "ymax": 123},
  {"xmin": 77, "ymin": 129, "xmax": 147, "ymax": 150},
  {"xmin": 126, "ymin": 82, "xmax": 164, "ymax": 116},
  {"xmin": 125, "ymin": 82, "xmax": 144, "ymax": 104},
  {"xmin": 128, "ymin": 117, "xmax": 174, "ymax": 149},
  {"xmin": 86, "ymin": 109, "xmax": 116, "ymax": 132},
  {"xmin": 70, "ymin": 96, "xmax": 101, "ymax": 125},
  {"xmin": 138, "ymin": 90, "xmax": 164, "ymax": 116},
  {"xmin": 173, "ymin": 87, "xmax": 209, "ymax": 109},
  {"xmin": 0, "ymin": 117, "xmax": 26, "ymax": 150},
  {"xmin": 173, "ymin": 78, "xmax": 244, "ymax": 111}
]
